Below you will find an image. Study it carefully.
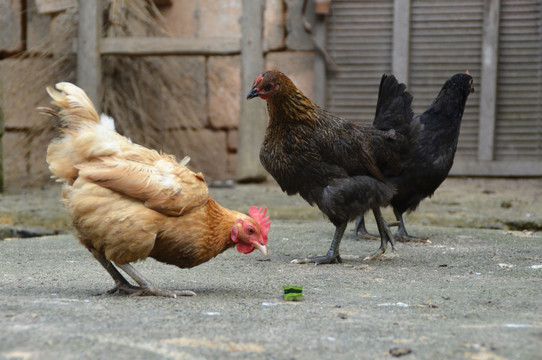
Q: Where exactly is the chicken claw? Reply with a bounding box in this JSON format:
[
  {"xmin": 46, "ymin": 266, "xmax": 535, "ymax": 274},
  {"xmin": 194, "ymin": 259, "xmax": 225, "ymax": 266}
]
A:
[
  {"xmin": 363, "ymin": 207, "xmax": 396, "ymax": 261},
  {"xmin": 107, "ymin": 282, "xmax": 143, "ymax": 295},
  {"xmin": 129, "ymin": 288, "xmax": 196, "ymax": 298},
  {"xmin": 291, "ymin": 222, "xmax": 347, "ymax": 265},
  {"xmin": 363, "ymin": 248, "xmax": 386, "ymax": 261},
  {"xmin": 116, "ymin": 263, "xmax": 196, "ymax": 298},
  {"xmin": 92, "ymin": 251, "xmax": 143, "ymax": 295},
  {"xmin": 395, "ymin": 233, "xmax": 431, "ymax": 243},
  {"xmin": 291, "ymin": 254, "xmax": 343, "ymax": 265},
  {"xmin": 393, "ymin": 211, "xmax": 431, "ymax": 243},
  {"xmin": 92, "ymin": 251, "xmax": 194, "ymax": 297}
]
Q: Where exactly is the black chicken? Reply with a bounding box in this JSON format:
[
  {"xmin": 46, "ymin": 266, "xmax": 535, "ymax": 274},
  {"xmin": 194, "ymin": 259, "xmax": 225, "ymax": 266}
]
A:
[
  {"xmin": 355, "ymin": 72, "xmax": 474, "ymax": 242},
  {"xmin": 247, "ymin": 70, "xmax": 420, "ymax": 264}
]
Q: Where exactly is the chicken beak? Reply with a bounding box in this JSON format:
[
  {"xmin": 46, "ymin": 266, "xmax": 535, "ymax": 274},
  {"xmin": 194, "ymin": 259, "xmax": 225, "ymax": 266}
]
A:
[
  {"xmin": 250, "ymin": 240, "xmax": 268, "ymax": 256},
  {"xmin": 246, "ymin": 87, "xmax": 260, "ymax": 100}
]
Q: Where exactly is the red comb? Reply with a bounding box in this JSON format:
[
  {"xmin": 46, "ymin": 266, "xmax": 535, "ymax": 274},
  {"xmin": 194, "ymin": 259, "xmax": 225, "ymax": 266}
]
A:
[{"xmin": 249, "ymin": 206, "xmax": 270, "ymax": 244}]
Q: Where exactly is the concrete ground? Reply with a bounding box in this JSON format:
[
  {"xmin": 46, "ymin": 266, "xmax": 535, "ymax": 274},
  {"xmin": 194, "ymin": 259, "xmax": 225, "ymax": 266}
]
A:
[{"xmin": 1, "ymin": 178, "xmax": 541, "ymax": 359}]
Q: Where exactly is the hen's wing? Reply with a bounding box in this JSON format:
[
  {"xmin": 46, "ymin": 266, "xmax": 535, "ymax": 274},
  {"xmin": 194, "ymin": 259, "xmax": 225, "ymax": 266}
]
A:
[
  {"xmin": 77, "ymin": 155, "xmax": 209, "ymax": 217},
  {"xmin": 312, "ymin": 110, "xmax": 387, "ymax": 181}
]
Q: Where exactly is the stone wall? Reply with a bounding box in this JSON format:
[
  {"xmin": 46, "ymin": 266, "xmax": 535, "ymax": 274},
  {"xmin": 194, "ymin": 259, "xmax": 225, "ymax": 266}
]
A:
[{"xmin": 0, "ymin": 0, "xmax": 315, "ymax": 188}]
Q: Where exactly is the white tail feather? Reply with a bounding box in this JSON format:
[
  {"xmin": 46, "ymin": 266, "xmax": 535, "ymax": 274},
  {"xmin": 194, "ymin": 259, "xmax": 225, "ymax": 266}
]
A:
[
  {"xmin": 179, "ymin": 156, "xmax": 191, "ymax": 166},
  {"xmin": 53, "ymin": 82, "xmax": 95, "ymax": 110}
]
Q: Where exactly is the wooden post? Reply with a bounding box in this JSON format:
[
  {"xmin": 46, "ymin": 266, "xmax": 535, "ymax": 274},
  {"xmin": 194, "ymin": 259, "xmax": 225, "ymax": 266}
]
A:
[
  {"xmin": 77, "ymin": 0, "xmax": 102, "ymax": 111},
  {"xmin": 313, "ymin": 15, "xmax": 328, "ymax": 107},
  {"xmin": 237, "ymin": 0, "xmax": 267, "ymax": 182},
  {"xmin": 392, "ymin": 0, "xmax": 411, "ymax": 84},
  {"xmin": 0, "ymin": 62, "xmax": 4, "ymax": 192},
  {"xmin": 477, "ymin": 0, "xmax": 500, "ymax": 161}
]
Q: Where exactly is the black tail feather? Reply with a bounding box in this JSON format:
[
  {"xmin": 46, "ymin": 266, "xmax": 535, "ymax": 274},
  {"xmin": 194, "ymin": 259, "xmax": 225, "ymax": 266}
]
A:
[{"xmin": 373, "ymin": 74, "xmax": 414, "ymax": 134}]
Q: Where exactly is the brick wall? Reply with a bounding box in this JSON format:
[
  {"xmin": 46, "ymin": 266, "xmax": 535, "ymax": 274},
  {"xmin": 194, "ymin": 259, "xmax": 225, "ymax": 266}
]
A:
[{"xmin": 0, "ymin": 0, "xmax": 316, "ymax": 188}]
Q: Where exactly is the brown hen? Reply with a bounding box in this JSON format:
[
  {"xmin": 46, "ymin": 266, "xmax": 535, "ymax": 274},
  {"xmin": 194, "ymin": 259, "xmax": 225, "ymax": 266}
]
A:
[
  {"xmin": 43, "ymin": 82, "xmax": 270, "ymax": 297},
  {"xmin": 247, "ymin": 71, "xmax": 419, "ymax": 263}
]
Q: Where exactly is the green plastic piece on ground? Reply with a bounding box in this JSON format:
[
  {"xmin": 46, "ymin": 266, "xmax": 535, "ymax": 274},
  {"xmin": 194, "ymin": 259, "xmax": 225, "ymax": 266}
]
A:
[{"xmin": 284, "ymin": 286, "xmax": 302, "ymax": 301}]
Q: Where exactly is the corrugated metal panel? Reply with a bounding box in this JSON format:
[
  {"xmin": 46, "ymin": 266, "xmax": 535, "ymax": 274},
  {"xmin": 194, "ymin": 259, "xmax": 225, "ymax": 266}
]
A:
[
  {"xmin": 325, "ymin": 0, "xmax": 394, "ymax": 123},
  {"xmin": 494, "ymin": 0, "xmax": 542, "ymax": 161},
  {"xmin": 408, "ymin": 0, "xmax": 484, "ymax": 159}
]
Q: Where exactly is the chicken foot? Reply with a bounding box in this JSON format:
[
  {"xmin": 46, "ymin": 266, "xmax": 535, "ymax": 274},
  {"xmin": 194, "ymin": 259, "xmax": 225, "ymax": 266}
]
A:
[
  {"xmin": 355, "ymin": 211, "xmax": 430, "ymax": 244},
  {"xmin": 363, "ymin": 207, "xmax": 396, "ymax": 261},
  {"xmin": 291, "ymin": 222, "xmax": 347, "ymax": 265},
  {"xmin": 116, "ymin": 263, "xmax": 196, "ymax": 298},
  {"xmin": 393, "ymin": 209, "xmax": 431, "ymax": 243},
  {"xmin": 91, "ymin": 250, "xmax": 195, "ymax": 297},
  {"xmin": 91, "ymin": 251, "xmax": 143, "ymax": 295}
]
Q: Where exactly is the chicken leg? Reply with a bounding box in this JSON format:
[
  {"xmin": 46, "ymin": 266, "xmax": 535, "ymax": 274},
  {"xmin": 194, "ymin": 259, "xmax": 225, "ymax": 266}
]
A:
[
  {"xmin": 291, "ymin": 222, "xmax": 347, "ymax": 265},
  {"xmin": 393, "ymin": 209, "xmax": 431, "ymax": 243},
  {"xmin": 92, "ymin": 251, "xmax": 195, "ymax": 297},
  {"xmin": 354, "ymin": 216, "xmax": 379, "ymax": 240},
  {"xmin": 363, "ymin": 207, "xmax": 396, "ymax": 261},
  {"xmin": 91, "ymin": 251, "xmax": 142, "ymax": 295},
  {"xmin": 355, "ymin": 211, "xmax": 429, "ymax": 244}
]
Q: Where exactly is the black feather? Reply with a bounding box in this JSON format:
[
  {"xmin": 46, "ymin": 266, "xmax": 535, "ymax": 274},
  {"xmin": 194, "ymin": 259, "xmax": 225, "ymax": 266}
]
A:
[{"xmin": 390, "ymin": 73, "xmax": 474, "ymax": 215}]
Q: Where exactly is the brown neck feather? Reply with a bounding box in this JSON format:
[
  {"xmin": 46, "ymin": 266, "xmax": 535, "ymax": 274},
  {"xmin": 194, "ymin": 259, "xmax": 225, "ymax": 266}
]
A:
[
  {"xmin": 267, "ymin": 78, "xmax": 319, "ymax": 127},
  {"xmin": 151, "ymin": 197, "xmax": 247, "ymax": 268},
  {"xmin": 205, "ymin": 197, "xmax": 243, "ymax": 250}
]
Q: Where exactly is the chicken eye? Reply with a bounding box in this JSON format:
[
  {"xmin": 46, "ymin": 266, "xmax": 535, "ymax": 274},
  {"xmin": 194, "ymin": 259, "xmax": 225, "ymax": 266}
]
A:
[
  {"xmin": 247, "ymin": 227, "xmax": 255, "ymax": 235},
  {"xmin": 263, "ymin": 83, "xmax": 273, "ymax": 92}
]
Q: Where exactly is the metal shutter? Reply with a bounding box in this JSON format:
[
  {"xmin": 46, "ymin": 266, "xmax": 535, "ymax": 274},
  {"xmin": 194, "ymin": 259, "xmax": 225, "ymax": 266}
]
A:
[
  {"xmin": 408, "ymin": 0, "xmax": 484, "ymax": 159},
  {"xmin": 494, "ymin": 0, "xmax": 542, "ymax": 161},
  {"xmin": 325, "ymin": 0, "xmax": 394, "ymax": 123}
]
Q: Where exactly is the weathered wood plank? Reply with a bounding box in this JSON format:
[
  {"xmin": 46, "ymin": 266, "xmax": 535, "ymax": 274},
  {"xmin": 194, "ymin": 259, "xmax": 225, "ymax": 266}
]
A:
[
  {"xmin": 0, "ymin": 0, "xmax": 23, "ymax": 52},
  {"xmin": 77, "ymin": 0, "xmax": 101, "ymax": 111},
  {"xmin": 313, "ymin": 15, "xmax": 328, "ymax": 107},
  {"xmin": 392, "ymin": 0, "xmax": 411, "ymax": 83},
  {"xmin": 35, "ymin": 0, "xmax": 76, "ymax": 14},
  {"xmin": 477, "ymin": 0, "xmax": 500, "ymax": 161},
  {"xmin": 451, "ymin": 160, "xmax": 542, "ymax": 177},
  {"xmin": 0, "ymin": 62, "xmax": 4, "ymax": 192},
  {"xmin": 100, "ymin": 37, "xmax": 242, "ymax": 56},
  {"xmin": 153, "ymin": 0, "xmax": 172, "ymax": 6},
  {"xmin": 236, "ymin": 0, "xmax": 267, "ymax": 182}
]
